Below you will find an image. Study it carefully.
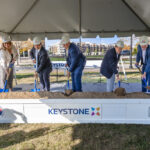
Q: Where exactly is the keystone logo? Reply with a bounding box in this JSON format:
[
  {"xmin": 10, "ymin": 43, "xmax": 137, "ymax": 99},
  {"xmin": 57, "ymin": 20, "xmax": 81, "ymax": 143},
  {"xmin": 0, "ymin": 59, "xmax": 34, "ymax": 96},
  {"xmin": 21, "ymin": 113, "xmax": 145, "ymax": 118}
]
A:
[{"xmin": 91, "ymin": 107, "xmax": 100, "ymax": 116}]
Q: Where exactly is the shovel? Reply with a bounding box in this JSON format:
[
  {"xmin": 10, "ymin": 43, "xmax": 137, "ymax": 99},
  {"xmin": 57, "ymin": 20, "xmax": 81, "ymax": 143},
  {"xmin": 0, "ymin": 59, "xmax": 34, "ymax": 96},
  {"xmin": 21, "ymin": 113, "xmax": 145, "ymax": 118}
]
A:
[
  {"xmin": 0, "ymin": 67, "xmax": 12, "ymax": 93},
  {"xmin": 135, "ymin": 64, "xmax": 142, "ymax": 74},
  {"xmin": 30, "ymin": 76, "xmax": 40, "ymax": 92},
  {"xmin": 142, "ymin": 78, "xmax": 150, "ymax": 92},
  {"xmin": 30, "ymin": 63, "xmax": 40, "ymax": 92},
  {"xmin": 64, "ymin": 70, "xmax": 73, "ymax": 96},
  {"xmin": 114, "ymin": 80, "xmax": 126, "ymax": 96}
]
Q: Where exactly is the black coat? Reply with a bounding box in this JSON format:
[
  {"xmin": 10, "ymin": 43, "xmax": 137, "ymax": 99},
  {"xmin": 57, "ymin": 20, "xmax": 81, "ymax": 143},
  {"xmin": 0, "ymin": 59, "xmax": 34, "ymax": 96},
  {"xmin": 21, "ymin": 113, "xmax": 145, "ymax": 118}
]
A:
[
  {"xmin": 100, "ymin": 48, "xmax": 120, "ymax": 79},
  {"xmin": 30, "ymin": 46, "xmax": 52, "ymax": 73}
]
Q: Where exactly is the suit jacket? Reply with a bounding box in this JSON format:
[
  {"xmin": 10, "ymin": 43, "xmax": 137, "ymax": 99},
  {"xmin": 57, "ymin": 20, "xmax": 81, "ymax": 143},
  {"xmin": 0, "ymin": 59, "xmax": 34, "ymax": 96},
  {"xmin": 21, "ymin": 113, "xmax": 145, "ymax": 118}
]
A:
[
  {"xmin": 136, "ymin": 45, "xmax": 150, "ymax": 73},
  {"xmin": 30, "ymin": 46, "xmax": 52, "ymax": 73},
  {"xmin": 136, "ymin": 45, "xmax": 145, "ymax": 65},
  {"xmin": 67, "ymin": 43, "xmax": 86, "ymax": 72},
  {"xmin": 100, "ymin": 48, "xmax": 120, "ymax": 79}
]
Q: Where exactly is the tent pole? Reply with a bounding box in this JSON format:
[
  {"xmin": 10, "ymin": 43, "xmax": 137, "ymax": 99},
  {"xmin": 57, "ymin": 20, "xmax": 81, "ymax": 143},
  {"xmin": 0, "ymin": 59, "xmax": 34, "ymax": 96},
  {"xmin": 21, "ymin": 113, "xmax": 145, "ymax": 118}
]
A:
[
  {"xmin": 79, "ymin": 0, "xmax": 82, "ymax": 45},
  {"xmin": 129, "ymin": 34, "xmax": 133, "ymax": 68}
]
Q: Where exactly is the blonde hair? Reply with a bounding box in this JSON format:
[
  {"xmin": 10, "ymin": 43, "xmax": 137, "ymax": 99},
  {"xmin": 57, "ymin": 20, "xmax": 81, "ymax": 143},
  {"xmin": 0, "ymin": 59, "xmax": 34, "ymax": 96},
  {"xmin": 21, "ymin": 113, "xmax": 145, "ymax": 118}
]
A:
[{"xmin": 1, "ymin": 42, "xmax": 12, "ymax": 50}]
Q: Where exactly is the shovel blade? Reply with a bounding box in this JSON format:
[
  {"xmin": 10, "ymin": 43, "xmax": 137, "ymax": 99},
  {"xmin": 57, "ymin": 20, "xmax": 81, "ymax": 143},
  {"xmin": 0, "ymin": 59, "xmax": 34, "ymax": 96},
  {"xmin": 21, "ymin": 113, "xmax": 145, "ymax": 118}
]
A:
[
  {"xmin": 30, "ymin": 89, "xmax": 40, "ymax": 92},
  {"xmin": 0, "ymin": 89, "xmax": 9, "ymax": 93}
]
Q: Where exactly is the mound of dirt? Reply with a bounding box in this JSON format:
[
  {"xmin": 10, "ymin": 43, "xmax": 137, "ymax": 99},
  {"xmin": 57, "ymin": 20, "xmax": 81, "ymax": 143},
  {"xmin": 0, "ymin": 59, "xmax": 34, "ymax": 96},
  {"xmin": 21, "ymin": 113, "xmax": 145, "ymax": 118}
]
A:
[
  {"xmin": 114, "ymin": 87, "xmax": 126, "ymax": 96},
  {"xmin": 64, "ymin": 89, "xmax": 73, "ymax": 96},
  {"xmin": 0, "ymin": 91, "xmax": 150, "ymax": 99}
]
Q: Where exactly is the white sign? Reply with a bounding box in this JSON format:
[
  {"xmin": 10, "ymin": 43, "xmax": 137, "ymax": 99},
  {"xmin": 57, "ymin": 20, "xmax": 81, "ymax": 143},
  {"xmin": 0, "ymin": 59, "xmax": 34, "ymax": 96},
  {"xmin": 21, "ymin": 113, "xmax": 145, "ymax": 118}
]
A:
[
  {"xmin": 0, "ymin": 99, "xmax": 150, "ymax": 124},
  {"xmin": 52, "ymin": 63, "xmax": 65, "ymax": 69}
]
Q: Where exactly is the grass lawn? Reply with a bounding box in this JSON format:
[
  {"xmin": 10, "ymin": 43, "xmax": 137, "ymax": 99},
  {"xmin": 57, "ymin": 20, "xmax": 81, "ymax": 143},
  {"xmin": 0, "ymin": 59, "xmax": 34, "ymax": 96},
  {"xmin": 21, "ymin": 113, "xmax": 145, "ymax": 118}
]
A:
[
  {"xmin": 0, "ymin": 124, "xmax": 150, "ymax": 150},
  {"xmin": 50, "ymin": 57, "xmax": 66, "ymax": 61},
  {"xmin": 50, "ymin": 55, "xmax": 104, "ymax": 61},
  {"xmin": 15, "ymin": 69, "xmax": 141, "ymax": 84}
]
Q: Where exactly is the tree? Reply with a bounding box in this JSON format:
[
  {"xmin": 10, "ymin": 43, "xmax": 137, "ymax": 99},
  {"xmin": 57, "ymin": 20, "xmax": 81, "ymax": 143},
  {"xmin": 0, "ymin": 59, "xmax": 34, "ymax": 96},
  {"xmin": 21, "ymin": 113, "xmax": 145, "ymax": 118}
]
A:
[{"xmin": 132, "ymin": 47, "xmax": 137, "ymax": 55}]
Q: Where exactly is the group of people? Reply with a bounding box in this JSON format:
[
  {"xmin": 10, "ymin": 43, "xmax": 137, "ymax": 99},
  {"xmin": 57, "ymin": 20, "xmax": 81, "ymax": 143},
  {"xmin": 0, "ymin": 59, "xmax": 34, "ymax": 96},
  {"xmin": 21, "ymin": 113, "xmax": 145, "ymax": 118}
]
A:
[
  {"xmin": 0, "ymin": 34, "xmax": 86, "ymax": 92},
  {"xmin": 100, "ymin": 36, "xmax": 150, "ymax": 93},
  {"xmin": 0, "ymin": 34, "xmax": 149, "ymax": 93}
]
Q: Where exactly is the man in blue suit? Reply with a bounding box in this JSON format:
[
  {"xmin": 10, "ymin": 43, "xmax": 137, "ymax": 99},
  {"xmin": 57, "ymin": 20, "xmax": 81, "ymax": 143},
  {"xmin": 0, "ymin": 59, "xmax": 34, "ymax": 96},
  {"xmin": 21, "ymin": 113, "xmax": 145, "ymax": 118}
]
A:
[
  {"xmin": 136, "ymin": 36, "xmax": 150, "ymax": 92},
  {"xmin": 61, "ymin": 34, "xmax": 86, "ymax": 92},
  {"xmin": 100, "ymin": 40, "xmax": 124, "ymax": 92}
]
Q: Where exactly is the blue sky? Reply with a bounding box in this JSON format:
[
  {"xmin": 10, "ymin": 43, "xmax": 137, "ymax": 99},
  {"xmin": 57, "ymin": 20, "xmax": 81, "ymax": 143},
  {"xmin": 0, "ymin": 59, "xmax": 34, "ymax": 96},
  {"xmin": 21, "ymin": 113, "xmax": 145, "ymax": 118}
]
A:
[
  {"xmin": 45, "ymin": 35, "xmax": 139, "ymax": 49},
  {"xmin": 45, "ymin": 35, "xmax": 119, "ymax": 48}
]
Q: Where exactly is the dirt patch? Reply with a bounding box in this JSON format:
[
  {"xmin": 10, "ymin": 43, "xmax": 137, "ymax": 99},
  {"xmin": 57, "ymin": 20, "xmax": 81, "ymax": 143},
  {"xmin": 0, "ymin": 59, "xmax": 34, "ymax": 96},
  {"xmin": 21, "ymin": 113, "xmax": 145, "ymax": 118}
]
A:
[
  {"xmin": 64, "ymin": 89, "xmax": 73, "ymax": 96},
  {"xmin": 114, "ymin": 88, "xmax": 126, "ymax": 96},
  {"xmin": 0, "ymin": 91, "xmax": 150, "ymax": 99}
]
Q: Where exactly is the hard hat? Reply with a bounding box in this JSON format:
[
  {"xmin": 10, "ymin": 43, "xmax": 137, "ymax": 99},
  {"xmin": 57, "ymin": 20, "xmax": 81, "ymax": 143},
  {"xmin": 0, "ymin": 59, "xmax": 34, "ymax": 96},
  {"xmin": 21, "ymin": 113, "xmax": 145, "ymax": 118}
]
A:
[
  {"xmin": 33, "ymin": 36, "xmax": 41, "ymax": 45},
  {"xmin": 2, "ymin": 35, "xmax": 11, "ymax": 43},
  {"xmin": 116, "ymin": 40, "xmax": 124, "ymax": 48},
  {"xmin": 139, "ymin": 36, "xmax": 149, "ymax": 46},
  {"xmin": 61, "ymin": 34, "xmax": 70, "ymax": 45}
]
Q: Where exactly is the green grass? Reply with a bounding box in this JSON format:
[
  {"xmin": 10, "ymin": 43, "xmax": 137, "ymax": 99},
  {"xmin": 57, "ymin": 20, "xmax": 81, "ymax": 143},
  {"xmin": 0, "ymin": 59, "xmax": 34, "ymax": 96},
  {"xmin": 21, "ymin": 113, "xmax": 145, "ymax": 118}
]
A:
[
  {"xmin": 16, "ymin": 70, "xmax": 141, "ymax": 83},
  {"xmin": 50, "ymin": 55, "xmax": 104, "ymax": 61},
  {"xmin": 50, "ymin": 57, "xmax": 66, "ymax": 61},
  {"xmin": 16, "ymin": 73, "xmax": 33, "ymax": 79},
  {"xmin": 0, "ymin": 124, "xmax": 150, "ymax": 150},
  {"xmin": 86, "ymin": 55, "xmax": 104, "ymax": 59}
]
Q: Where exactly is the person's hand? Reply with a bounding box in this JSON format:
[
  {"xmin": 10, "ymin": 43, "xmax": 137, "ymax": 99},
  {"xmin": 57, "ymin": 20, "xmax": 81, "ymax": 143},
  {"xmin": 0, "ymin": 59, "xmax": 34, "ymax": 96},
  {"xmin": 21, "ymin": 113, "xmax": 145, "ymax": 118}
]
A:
[
  {"xmin": 116, "ymin": 74, "xmax": 119, "ymax": 80},
  {"xmin": 142, "ymin": 72, "xmax": 146, "ymax": 79},
  {"xmin": 65, "ymin": 64, "xmax": 68, "ymax": 67},
  {"xmin": 33, "ymin": 59, "xmax": 36, "ymax": 63},
  {"xmin": 34, "ymin": 71, "xmax": 38, "ymax": 79},
  {"xmin": 135, "ymin": 62, "xmax": 139, "ymax": 67},
  {"xmin": 67, "ymin": 71, "xmax": 70, "ymax": 79},
  {"xmin": 12, "ymin": 59, "xmax": 16, "ymax": 63}
]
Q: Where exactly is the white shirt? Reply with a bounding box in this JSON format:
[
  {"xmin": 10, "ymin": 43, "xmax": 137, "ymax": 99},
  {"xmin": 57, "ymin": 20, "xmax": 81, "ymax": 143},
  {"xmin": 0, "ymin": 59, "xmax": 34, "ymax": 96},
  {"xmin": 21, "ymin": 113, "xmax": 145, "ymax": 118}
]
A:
[
  {"xmin": 142, "ymin": 49, "xmax": 146, "ymax": 63},
  {"xmin": 36, "ymin": 49, "xmax": 40, "ymax": 70}
]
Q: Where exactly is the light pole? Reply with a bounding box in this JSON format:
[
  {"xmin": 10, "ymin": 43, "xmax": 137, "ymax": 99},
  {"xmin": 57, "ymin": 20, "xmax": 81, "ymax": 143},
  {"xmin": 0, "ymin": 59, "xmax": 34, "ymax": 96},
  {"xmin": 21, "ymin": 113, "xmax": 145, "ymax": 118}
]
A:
[{"xmin": 129, "ymin": 34, "xmax": 133, "ymax": 69}]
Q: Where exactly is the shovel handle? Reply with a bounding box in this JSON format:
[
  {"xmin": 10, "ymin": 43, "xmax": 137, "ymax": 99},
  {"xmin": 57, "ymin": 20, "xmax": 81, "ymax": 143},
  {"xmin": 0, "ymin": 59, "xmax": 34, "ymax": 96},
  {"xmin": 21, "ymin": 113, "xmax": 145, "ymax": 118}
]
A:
[
  {"xmin": 6, "ymin": 68, "xmax": 12, "ymax": 80},
  {"xmin": 143, "ymin": 78, "xmax": 147, "ymax": 86},
  {"xmin": 3, "ymin": 80, "xmax": 7, "ymax": 92},
  {"xmin": 34, "ymin": 79, "xmax": 37, "ymax": 90},
  {"xmin": 118, "ymin": 80, "xmax": 121, "ymax": 87},
  {"xmin": 135, "ymin": 64, "xmax": 142, "ymax": 74},
  {"xmin": 67, "ymin": 80, "xmax": 70, "ymax": 89}
]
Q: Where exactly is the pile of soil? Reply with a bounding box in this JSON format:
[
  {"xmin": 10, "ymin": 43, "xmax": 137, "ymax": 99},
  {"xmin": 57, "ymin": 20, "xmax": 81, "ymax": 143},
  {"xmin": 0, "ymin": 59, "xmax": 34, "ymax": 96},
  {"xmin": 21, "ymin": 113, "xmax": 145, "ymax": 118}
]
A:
[
  {"xmin": 114, "ymin": 87, "xmax": 126, "ymax": 96},
  {"xmin": 64, "ymin": 89, "xmax": 73, "ymax": 96},
  {"xmin": 0, "ymin": 91, "xmax": 150, "ymax": 99}
]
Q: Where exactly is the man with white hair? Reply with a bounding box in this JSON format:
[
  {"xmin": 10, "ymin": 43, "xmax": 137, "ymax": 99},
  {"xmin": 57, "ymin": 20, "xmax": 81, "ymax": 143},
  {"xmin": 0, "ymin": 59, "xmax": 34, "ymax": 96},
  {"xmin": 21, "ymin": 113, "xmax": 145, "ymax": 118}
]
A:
[
  {"xmin": 100, "ymin": 40, "xmax": 124, "ymax": 92},
  {"xmin": 136, "ymin": 36, "xmax": 150, "ymax": 92},
  {"xmin": 61, "ymin": 34, "xmax": 86, "ymax": 92},
  {"xmin": 30, "ymin": 37, "xmax": 52, "ymax": 91}
]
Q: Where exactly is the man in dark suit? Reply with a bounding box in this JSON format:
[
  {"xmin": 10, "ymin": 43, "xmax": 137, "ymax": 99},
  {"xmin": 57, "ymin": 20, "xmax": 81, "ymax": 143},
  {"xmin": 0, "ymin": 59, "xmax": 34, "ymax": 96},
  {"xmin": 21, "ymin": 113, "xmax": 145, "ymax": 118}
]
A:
[
  {"xmin": 61, "ymin": 34, "xmax": 86, "ymax": 92},
  {"xmin": 135, "ymin": 36, "xmax": 150, "ymax": 92},
  {"xmin": 30, "ymin": 37, "xmax": 52, "ymax": 91},
  {"xmin": 100, "ymin": 40, "xmax": 124, "ymax": 92}
]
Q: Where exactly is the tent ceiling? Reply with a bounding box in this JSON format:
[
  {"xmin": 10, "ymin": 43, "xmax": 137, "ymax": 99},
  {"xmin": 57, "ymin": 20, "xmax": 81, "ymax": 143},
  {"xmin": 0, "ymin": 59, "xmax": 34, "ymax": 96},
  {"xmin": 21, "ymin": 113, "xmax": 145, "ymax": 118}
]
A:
[{"xmin": 0, "ymin": 0, "xmax": 149, "ymax": 40}]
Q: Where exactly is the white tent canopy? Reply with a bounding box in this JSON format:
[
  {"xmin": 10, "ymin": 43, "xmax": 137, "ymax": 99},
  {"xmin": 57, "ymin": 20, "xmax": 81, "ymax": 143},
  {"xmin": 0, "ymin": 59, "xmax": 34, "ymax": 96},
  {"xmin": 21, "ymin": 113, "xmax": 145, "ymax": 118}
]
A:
[{"xmin": 0, "ymin": 0, "xmax": 150, "ymax": 40}]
